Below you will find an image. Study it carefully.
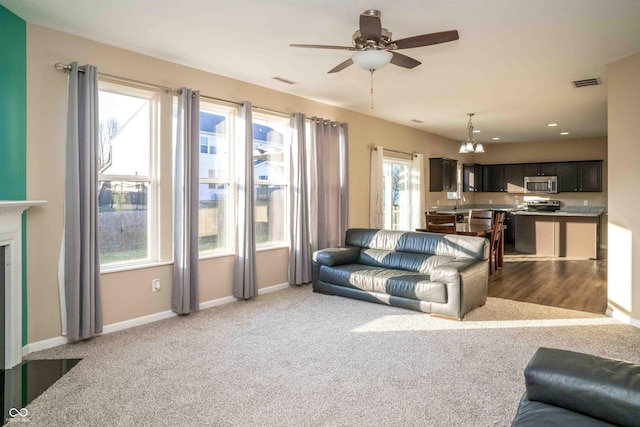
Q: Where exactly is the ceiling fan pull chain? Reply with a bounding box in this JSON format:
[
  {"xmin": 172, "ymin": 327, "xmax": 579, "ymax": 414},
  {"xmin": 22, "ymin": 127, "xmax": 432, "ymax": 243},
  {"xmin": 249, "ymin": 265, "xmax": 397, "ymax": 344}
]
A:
[{"xmin": 370, "ymin": 69, "xmax": 375, "ymax": 109}]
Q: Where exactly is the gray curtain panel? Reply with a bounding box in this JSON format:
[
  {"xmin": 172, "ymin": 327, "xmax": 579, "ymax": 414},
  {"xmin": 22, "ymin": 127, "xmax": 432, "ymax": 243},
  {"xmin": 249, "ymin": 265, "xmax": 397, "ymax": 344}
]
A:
[
  {"xmin": 288, "ymin": 113, "xmax": 312, "ymax": 285},
  {"xmin": 233, "ymin": 101, "xmax": 257, "ymax": 299},
  {"xmin": 172, "ymin": 88, "xmax": 200, "ymax": 314},
  {"xmin": 64, "ymin": 62, "xmax": 102, "ymax": 342},
  {"xmin": 310, "ymin": 118, "xmax": 350, "ymax": 250}
]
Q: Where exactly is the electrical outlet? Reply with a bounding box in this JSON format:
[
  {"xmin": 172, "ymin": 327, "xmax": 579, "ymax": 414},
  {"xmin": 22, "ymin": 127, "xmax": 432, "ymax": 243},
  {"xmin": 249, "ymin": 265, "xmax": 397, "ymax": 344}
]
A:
[
  {"xmin": 152, "ymin": 279, "xmax": 161, "ymax": 292},
  {"xmin": 583, "ymin": 200, "xmax": 588, "ymax": 206},
  {"xmin": 436, "ymin": 200, "xmax": 440, "ymax": 206},
  {"xmin": 489, "ymin": 199, "xmax": 493, "ymax": 204}
]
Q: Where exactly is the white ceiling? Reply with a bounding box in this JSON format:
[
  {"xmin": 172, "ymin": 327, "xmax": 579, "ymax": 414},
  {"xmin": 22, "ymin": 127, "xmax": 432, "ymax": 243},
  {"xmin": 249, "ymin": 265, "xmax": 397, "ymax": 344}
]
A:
[{"xmin": 3, "ymin": 0, "xmax": 640, "ymax": 144}]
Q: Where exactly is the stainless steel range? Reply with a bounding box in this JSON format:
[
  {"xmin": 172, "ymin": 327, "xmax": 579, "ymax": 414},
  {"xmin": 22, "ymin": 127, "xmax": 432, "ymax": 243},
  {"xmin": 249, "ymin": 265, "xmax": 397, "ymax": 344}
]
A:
[{"xmin": 526, "ymin": 199, "xmax": 561, "ymax": 212}]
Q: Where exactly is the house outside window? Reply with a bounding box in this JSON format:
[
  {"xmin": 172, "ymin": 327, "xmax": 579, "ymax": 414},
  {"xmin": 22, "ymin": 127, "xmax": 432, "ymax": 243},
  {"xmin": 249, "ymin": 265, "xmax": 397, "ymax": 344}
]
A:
[
  {"xmin": 252, "ymin": 114, "xmax": 289, "ymax": 246},
  {"xmin": 97, "ymin": 83, "xmax": 158, "ymax": 267},
  {"xmin": 198, "ymin": 103, "xmax": 235, "ymax": 254}
]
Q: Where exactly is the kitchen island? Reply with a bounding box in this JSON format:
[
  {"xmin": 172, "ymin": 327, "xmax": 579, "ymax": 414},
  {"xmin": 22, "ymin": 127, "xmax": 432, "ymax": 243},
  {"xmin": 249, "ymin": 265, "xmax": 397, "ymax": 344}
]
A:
[{"xmin": 513, "ymin": 209, "xmax": 604, "ymax": 259}]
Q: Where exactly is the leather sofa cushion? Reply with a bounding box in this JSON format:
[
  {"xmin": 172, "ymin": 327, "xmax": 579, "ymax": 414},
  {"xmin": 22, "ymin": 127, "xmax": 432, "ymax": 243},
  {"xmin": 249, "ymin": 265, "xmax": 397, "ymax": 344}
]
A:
[
  {"xmin": 511, "ymin": 394, "xmax": 616, "ymax": 427},
  {"xmin": 318, "ymin": 264, "xmax": 447, "ymax": 303},
  {"xmin": 358, "ymin": 248, "xmax": 454, "ymax": 274},
  {"xmin": 524, "ymin": 347, "xmax": 640, "ymax": 427},
  {"xmin": 345, "ymin": 228, "xmax": 488, "ymax": 260}
]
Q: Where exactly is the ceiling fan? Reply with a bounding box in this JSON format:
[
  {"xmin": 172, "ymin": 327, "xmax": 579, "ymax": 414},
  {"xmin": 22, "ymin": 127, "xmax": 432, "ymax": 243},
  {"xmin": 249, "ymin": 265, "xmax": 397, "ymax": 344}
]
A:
[{"xmin": 290, "ymin": 9, "xmax": 459, "ymax": 74}]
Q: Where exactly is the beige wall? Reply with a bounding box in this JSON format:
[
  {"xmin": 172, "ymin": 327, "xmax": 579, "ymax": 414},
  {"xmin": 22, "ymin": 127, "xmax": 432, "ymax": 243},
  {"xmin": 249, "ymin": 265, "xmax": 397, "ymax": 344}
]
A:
[
  {"xmin": 24, "ymin": 24, "xmax": 460, "ymax": 342},
  {"xmin": 607, "ymin": 51, "xmax": 640, "ymax": 324}
]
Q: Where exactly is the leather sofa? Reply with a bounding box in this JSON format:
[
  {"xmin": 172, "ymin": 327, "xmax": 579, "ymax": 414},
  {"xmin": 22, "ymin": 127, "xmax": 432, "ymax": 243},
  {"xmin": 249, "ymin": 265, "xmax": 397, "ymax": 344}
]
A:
[
  {"xmin": 311, "ymin": 228, "xmax": 489, "ymax": 319},
  {"xmin": 512, "ymin": 347, "xmax": 640, "ymax": 426}
]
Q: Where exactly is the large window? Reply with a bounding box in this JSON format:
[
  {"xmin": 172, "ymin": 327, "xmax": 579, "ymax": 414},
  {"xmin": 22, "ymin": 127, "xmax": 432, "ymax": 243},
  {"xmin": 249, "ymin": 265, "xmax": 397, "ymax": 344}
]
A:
[
  {"xmin": 198, "ymin": 103, "xmax": 234, "ymax": 254},
  {"xmin": 252, "ymin": 114, "xmax": 289, "ymax": 246},
  {"xmin": 98, "ymin": 83, "xmax": 157, "ymax": 267},
  {"xmin": 383, "ymin": 158, "xmax": 412, "ymax": 230}
]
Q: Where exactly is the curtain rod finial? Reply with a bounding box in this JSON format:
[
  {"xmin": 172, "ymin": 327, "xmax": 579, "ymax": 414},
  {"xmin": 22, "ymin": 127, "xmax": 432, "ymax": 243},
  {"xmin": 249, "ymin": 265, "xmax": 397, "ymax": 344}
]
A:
[{"xmin": 55, "ymin": 62, "xmax": 72, "ymax": 72}]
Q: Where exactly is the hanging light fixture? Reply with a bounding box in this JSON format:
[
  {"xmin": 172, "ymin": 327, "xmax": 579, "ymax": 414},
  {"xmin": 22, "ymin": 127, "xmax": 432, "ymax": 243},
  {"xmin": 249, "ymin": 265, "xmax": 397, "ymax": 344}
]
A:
[{"xmin": 458, "ymin": 113, "xmax": 485, "ymax": 153}]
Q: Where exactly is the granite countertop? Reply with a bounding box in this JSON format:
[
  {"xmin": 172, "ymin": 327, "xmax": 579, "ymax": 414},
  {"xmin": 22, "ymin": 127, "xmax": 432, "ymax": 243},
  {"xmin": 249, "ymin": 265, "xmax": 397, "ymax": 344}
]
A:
[
  {"xmin": 513, "ymin": 209, "xmax": 604, "ymax": 217},
  {"xmin": 432, "ymin": 204, "xmax": 605, "ymax": 217}
]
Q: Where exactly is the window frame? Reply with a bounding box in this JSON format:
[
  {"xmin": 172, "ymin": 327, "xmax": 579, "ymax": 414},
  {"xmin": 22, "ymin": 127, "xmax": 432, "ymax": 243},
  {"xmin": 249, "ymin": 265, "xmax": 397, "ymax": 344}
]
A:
[
  {"xmin": 382, "ymin": 156, "xmax": 413, "ymax": 231},
  {"xmin": 197, "ymin": 102, "xmax": 236, "ymax": 258},
  {"xmin": 97, "ymin": 80, "xmax": 160, "ymax": 272},
  {"xmin": 252, "ymin": 112, "xmax": 291, "ymax": 249}
]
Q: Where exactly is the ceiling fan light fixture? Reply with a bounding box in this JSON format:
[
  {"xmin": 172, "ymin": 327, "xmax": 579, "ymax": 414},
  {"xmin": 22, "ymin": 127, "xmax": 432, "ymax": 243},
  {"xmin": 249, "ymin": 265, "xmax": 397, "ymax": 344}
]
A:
[{"xmin": 352, "ymin": 50, "xmax": 393, "ymax": 71}]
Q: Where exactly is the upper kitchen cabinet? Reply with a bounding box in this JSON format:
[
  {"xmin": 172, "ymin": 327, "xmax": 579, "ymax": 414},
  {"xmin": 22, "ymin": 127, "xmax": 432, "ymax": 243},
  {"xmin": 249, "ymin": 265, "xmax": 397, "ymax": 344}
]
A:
[
  {"xmin": 482, "ymin": 164, "xmax": 504, "ymax": 192},
  {"xmin": 429, "ymin": 157, "xmax": 458, "ymax": 192},
  {"xmin": 482, "ymin": 164, "xmax": 525, "ymax": 192},
  {"xmin": 463, "ymin": 163, "xmax": 484, "ymax": 192},
  {"xmin": 506, "ymin": 164, "xmax": 525, "ymax": 193},
  {"xmin": 557, "ymin": 160, "xmax": 602, "ymax": 192},
  {"xmin": 524, "ymin": 163, "xmax": 557, "ymax": 176}
]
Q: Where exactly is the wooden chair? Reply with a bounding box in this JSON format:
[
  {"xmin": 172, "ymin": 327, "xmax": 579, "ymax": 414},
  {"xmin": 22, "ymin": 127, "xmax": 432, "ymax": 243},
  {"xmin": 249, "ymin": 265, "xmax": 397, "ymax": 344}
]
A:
[
  {"xmin": 469, "ymin": 209, "xmax": 493, "ymax": 226},
  {"xmin": 489, "ymin": 212, "xmax": 505, "ymax": 275},
  {"xmin": 425, "ymin": 214, "xmax": 457, "ymax": 234}
]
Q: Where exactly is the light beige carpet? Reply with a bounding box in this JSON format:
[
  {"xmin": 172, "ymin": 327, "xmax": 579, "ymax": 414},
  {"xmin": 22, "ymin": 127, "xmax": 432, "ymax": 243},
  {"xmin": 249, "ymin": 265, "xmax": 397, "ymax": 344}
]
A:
[{"xmin": 18, "ymin": 286, "xmax": 640, "ymax": 426}]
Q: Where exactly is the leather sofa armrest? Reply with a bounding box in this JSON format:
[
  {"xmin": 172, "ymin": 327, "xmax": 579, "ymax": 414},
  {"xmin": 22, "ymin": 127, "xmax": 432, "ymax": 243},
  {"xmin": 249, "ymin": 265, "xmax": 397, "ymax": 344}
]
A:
[
  {"xmin": 524, "ymin": 347, "xmax": 640, "ymax": 427},
  {"xmin": 430, "ymin": 258, "xmax": 477, "ymax": 283},
  {"xmin": 313, "ymin": 246, "xmax": 361, "ymax": 267}
]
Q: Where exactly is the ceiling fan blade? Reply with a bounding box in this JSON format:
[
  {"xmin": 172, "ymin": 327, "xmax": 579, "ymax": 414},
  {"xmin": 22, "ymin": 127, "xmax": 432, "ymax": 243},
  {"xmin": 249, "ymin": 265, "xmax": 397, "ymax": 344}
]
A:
[
  {"xmin": 359, "ymin": 14, "xmax": 382, "ymax": 42},
  {"xmin": 290, "ymin": 44, "xmax": 354, "ymax": 50},
  {"xmin": 393, "ymin": 30, "xmax": 459, "ymax": 50},
  {"xmin": 328, "ymin": 58, "xmax": 354, "ymax": 74},
  {"xmin": 390, "ymin": 52, "xmax": 421, "ymax": 69}
]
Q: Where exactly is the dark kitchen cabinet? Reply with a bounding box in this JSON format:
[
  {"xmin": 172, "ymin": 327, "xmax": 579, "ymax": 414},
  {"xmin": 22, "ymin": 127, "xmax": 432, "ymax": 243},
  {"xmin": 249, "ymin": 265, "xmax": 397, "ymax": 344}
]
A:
[
  {"xmin": 557, "ymin": 161, "xmax": 602, "ymax": 192},
  {"xmin": 524, "ymin": 163, "xmax": 557, "ymax": 176},
  {"xmin": 483, "ymin": 164, "xmax": 524, "ymax": 193},
  {"xmin": 505, "ymin": 164, "xmax": 525, "ymax": 193},
  {"xmin": 483, "ymin": 165, "xmax": 505, "ymax": 192},
  {"xmin": 463, "ymin": 163, "xmax": 484, "ymax": 192},
  {"xmin": 429, "ymin": 157, "xmax": 458, "ymax": 192}
]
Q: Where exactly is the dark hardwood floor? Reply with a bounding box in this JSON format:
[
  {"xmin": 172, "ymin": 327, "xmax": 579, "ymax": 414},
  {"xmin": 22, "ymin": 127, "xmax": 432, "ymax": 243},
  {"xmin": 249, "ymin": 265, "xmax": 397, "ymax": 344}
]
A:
[{"xmin": 488, "ymin": 244, "xmax": 608, "ymax": 314}]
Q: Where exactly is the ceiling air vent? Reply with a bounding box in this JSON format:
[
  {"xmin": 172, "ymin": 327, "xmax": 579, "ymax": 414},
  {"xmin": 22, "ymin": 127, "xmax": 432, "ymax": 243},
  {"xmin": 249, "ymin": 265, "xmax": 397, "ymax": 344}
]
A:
[
  {"xmin": 572, "ymin": 77, "xmax": 600, "ymax": 88},
  {"xmin": 273, "ymin": 76, "xmax": 297, "ymax": 85}
]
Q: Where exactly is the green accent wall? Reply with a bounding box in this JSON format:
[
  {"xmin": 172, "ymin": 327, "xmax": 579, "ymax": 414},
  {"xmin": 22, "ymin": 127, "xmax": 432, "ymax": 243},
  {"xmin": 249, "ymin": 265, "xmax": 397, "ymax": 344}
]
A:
[{"xmin": 0, "ymin": 5, "xmax": 28, "ymax": 346}]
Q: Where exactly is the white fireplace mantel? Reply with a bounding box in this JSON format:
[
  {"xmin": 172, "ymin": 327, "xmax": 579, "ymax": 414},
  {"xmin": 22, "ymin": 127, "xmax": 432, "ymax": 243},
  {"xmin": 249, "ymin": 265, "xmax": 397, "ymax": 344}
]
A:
[
  {"xmin": 0, "ymin": 199, "xmax": 46, "ymax": 368},
  {"xmin": 0, "ymin": 200, "xmax": 47, "ymax": 215}
]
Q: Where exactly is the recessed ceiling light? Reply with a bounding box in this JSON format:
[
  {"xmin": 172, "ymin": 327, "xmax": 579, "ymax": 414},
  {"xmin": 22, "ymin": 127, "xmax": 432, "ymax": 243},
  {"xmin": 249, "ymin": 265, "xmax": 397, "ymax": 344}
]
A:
[
  {"xmin": 547, "ymin": 123, "xmax": 558, "ymax": 127},
  {"xmin": 492, "ymin": 137, "xmax": 500, "ymax": 140},
  {"xmin": 473, "ymin": 129, "xmax": 481, "ymax": 133},
  {"xmin": 560, "ymin": 132, "xmax": 569, "ymax": 135}
]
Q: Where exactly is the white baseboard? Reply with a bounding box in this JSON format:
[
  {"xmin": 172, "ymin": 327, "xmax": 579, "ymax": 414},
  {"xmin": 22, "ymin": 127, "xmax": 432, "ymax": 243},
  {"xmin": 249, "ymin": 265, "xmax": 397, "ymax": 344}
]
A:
[
  {"xmin": 101, "ymin": 309, "xmax": 178, "ymax": 334},
  {"xmin": 23, "ymin": 335, "xmax": 69, "ymax": 355},
  {"xmin": 606, "ymin": 308, "xmax": 640, "ymax": 329},
  {"xmin": 259, "ymin": 282, "xmax": 290, "ymax": 295},
  {"xmin": 23, "ymin": 282, "xmax": 292, "ymax": 355}
]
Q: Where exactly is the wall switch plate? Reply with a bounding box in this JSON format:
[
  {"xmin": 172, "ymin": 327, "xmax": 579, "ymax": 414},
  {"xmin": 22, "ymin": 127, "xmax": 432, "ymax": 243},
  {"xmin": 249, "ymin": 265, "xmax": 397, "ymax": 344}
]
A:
[
  {"xmin": 489, "ymin": 199, "xmax": 493, "ymax": 204},
  {"xmin": 583, "ymin": 200, "xmax": 589, "ymax": 206},
  {"xmin": 152, "ymin": 279, "xmax": 161, "ymax": 292},
  {"xmin": 436, "ymin": 200, "xmax": 440, "ymax": 205}
]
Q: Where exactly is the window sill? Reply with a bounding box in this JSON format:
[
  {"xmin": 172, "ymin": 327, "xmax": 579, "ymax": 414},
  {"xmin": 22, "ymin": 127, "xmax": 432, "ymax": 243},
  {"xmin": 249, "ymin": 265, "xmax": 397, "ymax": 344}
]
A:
[
  {"xmin": 256, "ymin": 243, "xmax": 289, "ymax": 252},
  {"xmin": 199, "ymin": 250, "xmax": 235, "ymax": 260},
  {"xmin": 100, "ymin": 260, "xmax": 173, "ymax": 275}
]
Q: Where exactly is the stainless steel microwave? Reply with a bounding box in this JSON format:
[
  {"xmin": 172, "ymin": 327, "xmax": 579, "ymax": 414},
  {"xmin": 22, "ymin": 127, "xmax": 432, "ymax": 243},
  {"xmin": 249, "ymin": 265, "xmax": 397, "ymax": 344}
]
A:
[{"xmin": 524, "ymin": 176, "xmax": 558, "ymax": 193}]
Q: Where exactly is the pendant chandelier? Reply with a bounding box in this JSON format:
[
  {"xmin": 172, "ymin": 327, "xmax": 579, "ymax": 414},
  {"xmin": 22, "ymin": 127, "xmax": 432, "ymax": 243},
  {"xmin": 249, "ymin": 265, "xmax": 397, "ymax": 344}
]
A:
[{"xmin": 458, "ymin": 113, "xmax": 484, "ymax": 153}]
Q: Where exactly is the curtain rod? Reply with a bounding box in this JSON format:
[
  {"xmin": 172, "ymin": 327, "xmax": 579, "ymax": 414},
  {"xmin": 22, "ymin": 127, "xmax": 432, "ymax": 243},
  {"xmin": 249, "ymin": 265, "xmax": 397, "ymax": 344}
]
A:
[
  {"xmin": 370, "ymin": 146, "xmax": 417, "ymax": 157},
  {"xmin": 55, "ymin": 62, "xmax": 310, "ymax": 120}
]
